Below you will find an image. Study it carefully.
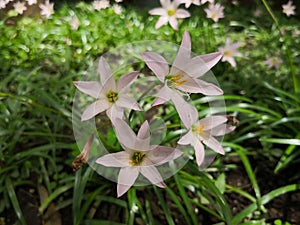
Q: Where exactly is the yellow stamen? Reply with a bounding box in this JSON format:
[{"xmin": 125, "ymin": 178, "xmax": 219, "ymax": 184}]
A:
[
  {"xmin": 130, "ymin": 152, "xmax": 146, "ymax": 166},
  {"xmin": 224, "ymin": 50, "xmax": 231, "ymax": 57},
  {"xmin": 192, "ymin": 124, "xmax": 205, "ymax": 136},
  {"xmin": 106, "ymin": 90, "xmax": 118, "ymax": 103},
  {"xmin": 167, "ymin": 9, "xmax": 176, "ymax": 16},
  {"xmin": 166, "ymin": 74, "xmax": 187, "ymax": 86}
]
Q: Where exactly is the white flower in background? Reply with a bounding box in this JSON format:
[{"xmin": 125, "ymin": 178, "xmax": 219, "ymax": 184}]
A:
[
  {"xmin": 0, "ymin": 1, "xmax": 7, "ymax": 9},
  {"xmin": 93, "ymin": 0, "xmax": 110, "ymax": 11},
  {"xmin": 218, "ymin": 38, "xmax": 242, "ymax": 67},
  {"xmin": 70, "ymin": 15, "xmax": 80, "ymax": 30},
  {"xmin": 149, "ymin": 0, "xmax": 190, "ymax": 30},
  {"xmin": 263, "ymin": 55, "xmax": 283, "ymax": 70},
  {"xmin": 115, "ymin": 0, "xmax": 123, "ymax": 2},
  {"xmin": 113, "ymin": 4, "xmax": 122, "ymax": 14},
  {"xmin": 183, "ymin": 0, "xmax": 200, "ymax": 8},
  {"xmin": 204, "ymin": 3, "xmax": 224, "ymax": 22},
  {"xmin": 201, "ymin": 0, "xmax": 214, "ymax": 4},
  {"xmin": 178, "ymin": 115, "xmax": 235, "ymax": 166},
  {"xmin": 26, "ymin": 0, "xmax": 37, "ymax": 5},
  {"xmin": 282, "ymin": 1, "xmax": 296, "ymax": 17},
  {"xmin": 13, "ymin": 1, "xmax": 27, "ymax": 15},
  {"xmin": 39, "ymin": 0, "xmax": 54, "ymax": 18}
]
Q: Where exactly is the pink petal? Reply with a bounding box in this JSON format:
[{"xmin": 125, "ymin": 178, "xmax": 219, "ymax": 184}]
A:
[
  {"xmin": 106, "ymin": 104, "xmax": 124, "ymax": 123},
  {"xmin": 149, "ymin": 8, "xmax": 166, "ymax": 16},
  {"xmin": 140, "ymin": 165, "xmax": 166, "ymax": 187},
  {"xmin": 98, "ymin": 57, "xmax": 116, "ymax": 89},
  {"xmin": 178, "ymin": 130, "xmax": 195, "ymax": 145},
  {"xmin": 168, "ymin": 16, "xmax": 178, "ymax": 30},
  {"xmin": 114, "ymin": 118, "xmax": 137, "ymax": 150},
  {"xmin": 160, "ymin": 0, "xmax": 171, "ymax": 9},
  {"xmin": 152, "ymin": 85, "xmax": 172, "ymax": 106},
  {"xmin": 171, "ymin": 91, "xmax": 198, "ymax": 128},
  {"xmin": 203, "ymin": 136, "xmax": 224, "ymax": 154},
  {"xmin": 155, "ymin": 16, "xmax": 169, "ymax": 29},
  {"xmin": 137, "ymin": 120, "xmax": 151, "ymax": 139},
  {"xmin": 194, "ymin": 139, "xmax": 205, "ymax": 166},
  {"xmin": 200, "ymin": 116, "xmax": 227, "ymax": 130},
  {"xmin": 81, "ymin": 99, "xmax": 110, "ymax": 121},
  {"xmin": 73, "ymin": 81, "xmax": 102, "ymax": 98},
  {"xmin": 116, "ymin": 95, "xmax": 142, "ymax": 111},
  {"xmin": 175, "ymin": 9, "xmax": 191, "ymax": 18},
  {"xmin": 211, "ymin": 124, "xmax": 236, "ymax": 136},
  {"xmin": 117, "ymin": 71, "xmax": 139, "ymax": 92},
  {"xmin": 95, "ymin": 151, "xmax": 129, "ymax": 167},
  {"xmin": 141, "ymin": 52, "xmax": 169, "ymax": 82},
  {"xmin": 148, "ymin": 146, "xmax": 183, "ymax": 166},
  {"xmin": 117, "ymin": 167, "xmax": 139, "ymax": 197}
]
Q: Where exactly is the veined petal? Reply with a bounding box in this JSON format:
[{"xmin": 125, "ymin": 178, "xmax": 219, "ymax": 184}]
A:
[
  {"xmin": 148, "ymin": 146, "xmax": 183, "ymax": 166},
  {"xmin": 98, "ymin": 57, "xmax": 115, "ymax": 88},
  {"xmin": 117, "ymin": 167, "xmax": 139, "ymax": 197},
  {"xmin": 81, "ymin": 99, "xmax": 110, "ymax": 121},
  {"xmin": 211, "ymin": 124, "xmax": 236, "ymax": 136},
  {"xmin": 178, "ymin": 78, "xmax": 223, "ymax": 95},
  {"xmin": 175, "ymin": 9, "xmax": 191, "ymax": 18},
  {"xmin": 171, "ymin": 91, "xmax": 198, "ymax": 128},
  {"xmin": 106, "ymin": 104, "xmax": 124, "ymax": 123},
  {"xmin": 117, "ymin": 71, "xmax": 139, "ymax": 92},
  {"xmin": 137, "ymin": 120, "xmax": 151, "ymax": 139},
  {"xmin": 203, "ymin": 136, "xmax": 224, "ymax": 155},
  {"xmin": 168, "ymin": 16, "xmax": 178, "ymax": 30},
  {"xmin": 73, "ymin": 81, "xmax": 102, "ymax": 98},
  {"xmin": 194, "ymin": 139, "xmax": 205, "ymax": 166},
  {"xmin": 96, "ymin": 151, "xmax": 130, "ymax": 167},
  {"xmin": 200, "ymin": 115, "xmax": 227, "ymax": 130},
  {"xmin": 116, "ymin": 95, "xmax": 142, "ymax": 111},
  {"xmin": 140, "ymin": 165, "xmax": 166, "ymax": 187},
  {"xmin": 149, "ymin": 8, "xmax": 166, "ymax": 16},
  {"xmin": 114, "ymin": 118, "xmax": 137, "ymax": 150},
  {"xmin": 155, "ymin": 16, "xmax": 169, "ymax": 29},
  {"xmin": 152, "ymin": 85, "xmax": 172, "ymax": 106},
  {"xmin": 141, "ymin": 52, "xmax": 169, "ymax": 82},
  {"xmin": 178, "ymin": 130, "xmax": 195, "ymax": 145}
]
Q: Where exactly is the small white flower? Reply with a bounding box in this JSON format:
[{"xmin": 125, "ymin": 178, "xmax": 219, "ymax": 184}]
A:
[
  {"xmin": 93, "ymin": 0, "xmax": 110, "ymax": 11},
  {"xmin": 282, "ymin": 1, "xmax": 296, "ymax": 17},
  {"xmin": 13, "ymin": 1, "xmax": 27, "ymax": 15},
  {"xmin": 39, "ymin": 0, "xmax": 55, "ymax": 18},
  {"xmin": 204, "ymin": 3, "xmax": 225, "ymax": 22},
  {"xmin": 26, "ymin": 0, "xmax": 37, "ymax": 5},
  {"xmin": 218, "ymin": 38, "xmax": 242, "ymax": 67},
  {"xmin": 0, "ymin": 0, "xmax": 8, "ymax": 9},
  {"xmin": 182, "ymin": 0, "xmax": 200, "ymax": 8},
  {"xmin": 263, "ymin": 55, "xmax": 283, "ymax": 70},
  {"xmin": 113, "ymin": 4, "xmax": 122, "ymax": 14},
  {"xmin": 70, "ymin": 15, "xmax": 80, "ymax": 30}
]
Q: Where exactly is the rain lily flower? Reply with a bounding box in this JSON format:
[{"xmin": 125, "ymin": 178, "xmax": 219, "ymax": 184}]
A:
[
  {"xmin": 178, "ymin": 115, "xmax": 235, "ymax": 166},
  {"xmin": 182, "ymin": 0, "xmax": 200, "ymax": 8},
  {"xmin": 70, "ymin": 15, "xmax": 80, "ymax": 30},
  {"xmin": 263, "ymin": 55, "xmax": 283, "ymax": 70},
  {"xmin": 204, "ymin": 3, "xmax": 225, "ymax": 22},
  {"xmin": 149, "ymin": 0, "xmax": 190, "ymax": 30},
  {"xmin": 93, "ymin": 0, "xmax": 110, "ymax": 11},
  {"xmin": 218, "ymin": 38, "xmax": 242, "ymax": 68},
  {"xmin": 282, "ymin": 1, "xmax": 296, "ymax": 17},
  {"xmin": 13, "ymin": 1, "xmax": 27, "ymax": 15},
  {"xmin": 39, "ymin": 0, "xmax": 54, "ymax": 18},
  {"xmin": 26, "ymin": 0, "xmax": 37, "ymax": 5},
  {"xmin": 73, "ymin": 57, "xmax": 141, "ymax": 123},
  {"xmin": 112, "ymin": 4, "xmax": 122, "ymax": 14},
  {"xmin": 142, "ymin": 31, "xmax": 223, "ymax": 128},
  {"xmin": 96, "ymin": 119, "xmax": 183, "ymax": 197}
]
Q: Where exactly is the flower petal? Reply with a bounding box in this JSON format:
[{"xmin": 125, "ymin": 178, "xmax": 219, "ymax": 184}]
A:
[
  {"xmin": 175, "ymin": 9, "xmax": 191, "ymax": 18},
  {"xmin": 194, "ymin": 139, "xmax": 205, "ymax": 166},
  {"xmin": 106, "ymin": 104, "xmax": 124, "ymax": 123},
  {"xmin": 98, "ymin": 57, "xmax": 116, "ymax": 89},
  {"xmin": 117, "ymin": 71, "xmax": 139, "ymax": 92},
  {"xmin": 200, "ymin": 115, "xmax": 227, "ymax": 130},
  {"xmin": 116, "ymin": 95, "xmax": 142, "ymax": 111},
  {"xmin": 137, "ymin": 120, "xmax": 151, "ymax": 139},
  {"xmin": 172, "ymin": 31, "xmax": 191, "ymax": 71},
  {"xmin": 203, "ymin": 136, "xmax": 224, "ymax": 154},
  {"xmin": 114, "ymin": 118, "xmax": 137, "ymax": 150},
  {"xmin": 141, "ymin": 52, "xmax": 169, "ymax": 82},
  {"xmin": 148, "ymin": 146, "xmax": 183, "ymax": 166},
  {"xmin": 178, "ymin": 130, "xmax": 195, "ymax": 145},
  {"xmin": 211, "ymin": 124, "xmax": 236, "ymax": 136},
  {"xmin": 73, "ymin": 81, "xmax": 102, "ymax": 98},
  {"xmin": 81, "ymin": 99, "xmax": 110, "ymax": 121},
  {"xmin": 140, "ymin": 165, "xmax": 166, "ymax": 188},
  {"xmin": 152, "ymin": 85, "xmax": 172, "ymax": 106},
  {"xmin": 117, "ymin": 167, "xmax": 139, "ymax": 197},
  {"xmin": 149, "ymin": 8, "xmax": 166, "ymax": 16},
  {"xmin": 168, "ymin": 16, "xmax": 178, "ymax": 30},
  {"xmin": 155, "ymin": 16, "xmax": 169, "ymax": 29},
  {"xmin": 96, "ymin": 151, "xmax": 130, "ymax": 167}
]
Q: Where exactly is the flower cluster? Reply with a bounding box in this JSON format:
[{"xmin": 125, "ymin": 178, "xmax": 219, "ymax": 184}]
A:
[{"xmin": 74, "ymin": 31, "xmax": 235, "ymax": 197}]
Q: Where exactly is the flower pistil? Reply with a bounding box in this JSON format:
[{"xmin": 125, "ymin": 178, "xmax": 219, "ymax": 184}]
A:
[
  {"xmin": 130, "ymin": 152, "xmax": 146, "ymax": 166},
  {"xmin": 166, "ymin": 74, "xmax": 187, "ymax": 86},
  {"xmin": 106, "ymin": 90, "xmax": 118, "ymax": 103}
]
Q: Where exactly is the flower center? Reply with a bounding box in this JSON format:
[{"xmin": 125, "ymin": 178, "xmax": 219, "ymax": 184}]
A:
[
  {"xmin": 224, "ymin": 50, "xmax": 231, "ymax": 57},
  {"xmin": 192, "ymin": 124, "xmax": 205, "ymax": 136},
  {"xmin": 166, "ymin": 74, "xmax": 187, "ymax": 86},
  {"xmin": 271, "ymin": 57, "xmax": 278, "ymax": 64},
  {"xmin": 106, "ymin": 90, "xmax": 118, "ymax": 103},
  {"xmin": 167, "ymin": 9, "xmax": 176, "ymax": 16},
  {"xmin": 130, "ymin": 152, "xmax": 146, "ymax": 166}
]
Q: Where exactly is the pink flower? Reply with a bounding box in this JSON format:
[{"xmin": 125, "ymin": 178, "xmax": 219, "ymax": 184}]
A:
[
  {"xmin": 149, "ymin": 0, "xmax": 190, "ymax": 30},
  {"xmin": 39, "ymin": 0, "xmax": 54, "ymax": 18},
  {"xmin": 74, "ymin": 57, "xmax": 142, "ymax": 123},
  {"xmin": 178, "ymin": 115, "xmax": 235, "ymax": 166},
  {"xmin": 96, "ymin": 119, "xmax": 183, "ymax": 197},
  {"xmin": 204, "ymin": 3, "xmax": 224, "ymax": 22},
  {"xmin": 13, "ymin": 1, "xmax": 27, "ymax": 15},
  {"xmin": 263, "ymin": 55, "xmax": 283, "ymax": 70},
  {"xmin": 282, "ymin": 1, "xmax": 296, "ymax": 17},
  {"xmin": 182, "ymin": 0, "xmax": 201, "ymax": 8},
  {"xmin": 218, "ymin": 38, "xmax": 242, "ymax": 67},
  {"xmin": 142, "ymin": 31, "xmax": 223, "ymax": 128}
]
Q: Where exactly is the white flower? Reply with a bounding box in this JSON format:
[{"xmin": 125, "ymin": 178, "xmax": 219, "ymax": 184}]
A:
[
  {"xmin": 26, "ymin": 0, "xmax": 37, "ymax": 5},
  {"xmin": 218, "ymin": 38, "xmax": 242, "ymax": 67},
  {"xmin": 201, "ymin": 0, "xmax": 214, "ymax": 4},
  {"xmin": 263, "ymin": 55, "xmax": 283, "ymax": 70},
  {"xmin": 39, "ymin": 0, "xmax": 54, "ymax": 18},
  {"xmin": 13, "ymin": 1, "xmax": 27, "ymax": 15},
  {"xmin": 282, "ymin": 1, "xmax": 296, "ymax": 17},
  {"xmin": 93, "ymin": 0, "xmax": 110, "ymax": 11},
  {"xmin": 113, "ymin": 4, "xmax": 122, "ymax": 14},
  {"xmin": 70, "ymin": 16, "xmax": 80, "ymax": 30},
  {"xmin": 149, "ymin": 0, "xmax": 190, "ymax": 30},
  {"xmin": 115, "ymin": 0, "xmax": 123, "ymax": 2},
  {"xmin": 204, "ymin": 3, "xmax": 224, "ymax": 22},
  {"xmin": 182, "ymin": 0, "xmax": 200, "ymax": 8},
  {"xmin": 0, "ymin": 0, "xmax": 8, "ymax": 9},
  {"xmin": 178, "ymin": 115, "xmax": 235, "ymax": 166}
]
